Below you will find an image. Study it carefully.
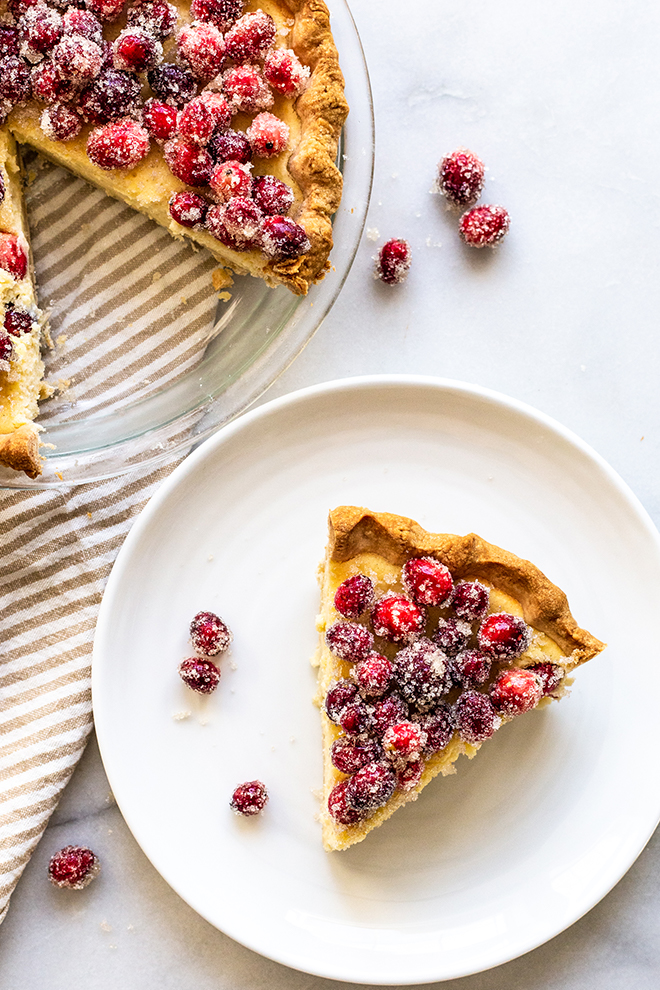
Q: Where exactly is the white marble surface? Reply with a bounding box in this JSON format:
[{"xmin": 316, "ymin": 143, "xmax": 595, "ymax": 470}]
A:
[{"xmin": 3, "ymin": 0, "xmax": 660, "ymax": 985}]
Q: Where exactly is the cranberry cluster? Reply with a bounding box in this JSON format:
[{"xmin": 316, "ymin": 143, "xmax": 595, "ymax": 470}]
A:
[
  {"xmin": 324, "ymin": 558, "xmax": 563, "ymax": 827},
  {"xmin": 178, "ymin": 608, "xmax": 232, "ymax": 693},
  {"xmin": 437, "ymin": 148, "xmax": 510, "ymax": 247},
  {"xmin": 0, "ymin": 0, "xmax": 312, "ymax": 261}
]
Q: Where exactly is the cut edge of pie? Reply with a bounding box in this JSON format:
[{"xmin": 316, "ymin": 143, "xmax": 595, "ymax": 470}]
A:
[{"xmin": 313, "ymin": 506, "xmax": 606, "ymax": 852}]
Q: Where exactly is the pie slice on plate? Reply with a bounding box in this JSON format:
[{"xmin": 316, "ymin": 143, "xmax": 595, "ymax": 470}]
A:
[{"xmin": 314, "ymin": 506, "xmax": 606, "ymax": 852}]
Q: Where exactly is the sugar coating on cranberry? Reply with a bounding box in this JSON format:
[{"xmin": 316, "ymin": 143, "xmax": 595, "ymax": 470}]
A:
[
  {"xmin": 0, "ymin": 56, "xmax": 32, "ymax": 107},
  {"xmin": 178, "ymin": 91, "xmax": 231, "ymax": 146},
  {"xmin": 261, "ymin": 216, "xmax": 309, "ymax": 261},
  {"xmin": 143, "ymin": 99, "xmax": 178, "ymax": 142},
  {"xmin": 333, "ymin": 574, "xmax": 375, "ymax": 620},
  {"xmin": 148, "ymin": 63, "xmax": 197, "ymax": 106},
  {"xmin": 178, "ymin": 21, "xmax": 226, "ymax": 82},
  {"xmin": 79, "ymin": 69, "xmax": 141, "ymax": 124},
  {"xmin": 251, "ymin": 175, "xmax": 294, "ymax": 217},
  {"xmin": 354, "ymin": 651, "xmax": 393, "ymax": 698},
  {"xmin": 208, "ymin": 128, "xmax": 251, "ymax": 164},
  {"xmin": 376, "ymin": 238, "xmax": 411, "ymax": 285},
  {"xmin": 331, "ymin": 738, "xmax": 381, "ymax": 775},
  {"xmin": 418, "ymin": 703, "xmax": 455, "ymax": 753},
  {"xmin": 164, "ymin": 137, "xmax": 213, "ymax": 186},
  {"xmin": 372, "ymin": 592, "xmax": 424, "ymax": 644},
  {"xmin": 40, "ymin": 102, "xmax": 81, "ymax": 141},
  {"xmin": 324, "ymin": 678, "xmax": 358, "ymax": 723},
  {"xmin": 528, "ymin": 661, "xmax": 564, "ymax": 696},
  {"xmin": 433, "ymin": 617, "xmax": 472, "ymax": 656},
  {"xmin": 325, "ymin": 620, "xmax": 373, "ymax": 664},
  {"xmin": 490, "ymin": 668, "xmax": 543, "ymax": 717},
  {"xmin": 31, "ymin": 61, "xmax": 77, "ymax": 104},
  {"xmin": 169, "ymin": 190, "xmax": 208, "ymax": 228},
  {"xmin": 224, "ymin": 10, "xmax": 275, "ymax": 62},
  {"xmin": 113, "ymin": 28, "xmax": 162, "ymax": 73},
  {"xmin": 396, "ymin": 759, "xmax": 424, "ymax": 792},
  {"xmin": 178, "ymin": 656, "xmax": 221, "ymax": 694},
  {"xmin": 0, "ymin": 234, "xmax": 28, "ymax": 280},
  {"xmin": 62, "ymin": 9, "xmax": 103, "ymax": 44},
  {"xmin": 189, "ymin": 610, "xmax": 232, "ymax": 655},
  {"xmin": 0, "ymin": 332, "xmax": 13, "ymax": 369},
  {"xmin": 452, "ymin": 581, "xmax": 489, "ymax": 621},
  {"xmin": 393, "ymin": 638, "xmax": 451, "ymax": 712},
  {"xmin": 48, "ymin": 845, "xmax": 100, "ymax": 890},
  {"xmin": 127, "ymin": 0, "xmax": 178, "ymax": 39},
  {"xmin": 345, "ymin": 761, "xmax": 396, "ymax": 812},
  {"xmin": 383, "ymin": 721, "xmax": 426, "ymax": 764},
  {"xmin": 453, "ymin": 648, "xmax": 491, "ymax": 687},
  {"xmin": 339, "ymin": 698, "xmax": 371, "ymax": 736},
  {"xmin": 87, "ymin": 119, "xmax": 150, "ymax": 170},
  {"xmin": 85, "ymin": 0, "xmax": 126, "ymax": 22},
  {"xmin": 230, "ymin": 779, "xmax": 268, "ymax": 816},
  {"xmin": 0, "ymin": 26, "xmax": 20, "ymax": 58},
  {"xmin": 459, "ymin": 205, "xmax": 510, "ymax": 248},
  {"xmin": 205, "ymin": 196, "xmax": 262, "ymax": 249},
  {"xmin": 190, "ymin": 0, "xmax": 244, "ymax": 32},
  {"xmin": 4, "ymin": 307, "xmax": 33, "ymax": 336},
  {"xmin": 222, "ymin": 63, "xmax": 272, "ymax": 114},
  {"xmin": 371, "ymin": 692, "xmax": 409, "ymax": 737},
  {"xmin": 247, "ymin": 111, "xmax": 289, "ymax": 158},
  {"xmin": 208, "ymin": 159, "xmax": 252, "ymax": 203},
  {"xmin": 402, "ymin": 556, "xmax": 453, "ymax": 607},
  {"xmin": 438, "ymin": 148, "xmax": 485, "ymax": 207},
  {"xmin": 263, "ymin": 47, "xmax": 309, "ymax": 97},
  {"xmin": 328, "ymin": 779, "xmax": 364, "ymax": 825},
  {"xmin": 20, "ymin": 3, "xmax": 63, "ymax": 58},
  {"xmin": 454, "ymin": 690, "xmax": 499, "ymax": 745},
  {"xmin": 52, "ymin": 34, "xmax": 103, "ymax": 83},
  {"xmin": 478, "ymin": 612, "xmax": 530, "ymax": 660}
]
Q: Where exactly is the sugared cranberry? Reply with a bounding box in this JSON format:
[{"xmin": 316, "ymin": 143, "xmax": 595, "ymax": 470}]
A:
[
  {"xmin": 324, "ymin": 678, "xmax": 358, "ymax": 723},
  {"xmin": 31, "ymin": 61, "xmax": 76, "ymax": 104},
  {"xmin": 327, "ymin": 779, "xmax": 364, "ymax": 825},
  {"xmin": 246, "ymin": 111, "xmax": 288, "ymax": 158},
  {"xmin": 402, "ymin": 556, "xmax": 453, "ymax": 607},
  {"xmin": 163, "ymin": 137, "xmax": 213, "ymax": 186},
  {"xmin": 230, "ymin": 779, "xmax": 268, "ymax": 816},
  {"xmin": 178, "ymin": 656, "xmax": 221, "ymax": 694},
  {"xmin": 478, "ymin": 612, "xmax": 530, "ymax": 660},
  {"xmin": 252, "ymin": 175, "xmax": 294, "ymax": 217},
  {"xmin": 453, "ymin": 648, "xmax": 491, "ymax": 687},
  {"xmin": 371, "ymin": 693, "xmax": 408, "ymax": 737},
  {"xmin": 393, "ymin": 638, "xmax": 451, "ymax": 712},
  {"xmin": 396, "ymin": 759, "xmax": 424, "ymax": 792},
  {"xmin": 0, "ymin": 57, "xmax": 31, "ymax": 107},
  {"xmin": 178, "ymin": 91, "xmax": 231, "ymax": 146},
  {"xmin": 383, "ymin": 721, "xmax": 426, "ymax": 763},
  {"xmin": 113, "ymin": 28, "xmax": 162, "ymax": 73},
  {"xmin": 490, "ymin": 668, "xmax": 543, "ymax": 717},
  {"xmin": 261, "ymin": 215, "xmax": 309, "ymax": 261},
  {"xmin": 4, "ymin": 307, "xmax": 33, "ymax": 336},
  {"xmin": 79, "ymin": 69, "xmax": 141, "ymax": 123},
  {"xmin": 0, "ymin": 26, "xmax": 20, "ymax": 58},
  {"xmin": 87, "ymin": 119, "xmax": 150, "ymax": 170},
  {"xmin": 325, "ymin": 620, "xmax": 373, "ymax": 664},
  {"xmin": 433, "ymin": 617, "xmax": 471, "ymax": 656},
  {"xmin": 528, "ymin": 662, "xmax": 564, "ymax": 696},
  {"xmin": 48, "ymin": 845, "xmax": 100, "ymax": 889},
  {"xmin": 371, "ymin": 592, "xmax": 424, "ymax": 644},
  {"xmin": 208, "ymin": 128, "xmax": 251, "ymax": 164},
  {"xmin": 345, "ymin": 761, "xmax": 396, "ymax": 812},
  {"xmin": 452, "ymin": 581, "xmax": 489, "ymax": 620},
  {"xmin": 20, "ymin": 3, "xmax": 63, "ymax": 57},
  {"xmin": 0, "ymin": 332, "xmax": 13, "ymax": 367},
  {"xmin": 354, "ymin": 651, "xmax": 393, "ymax": 699},
  {"xmin": 178, "ymin": 21, "xmax": 225, "ymax": 82},
  {"xmin": 189, "ymin": 610, "xmax": 231, "ymax": 655},
  {"xmin": 85, "ymin": 0, "xmax": 126, "ymax": 22},
  {"xmin": 41, "ymin": 102, "xmax": 81, "ymax": 141},
  {"xmin": 209, "ymin": 159, "xmax": 252, "ymax": 203},
  {"xmin": 222, "ymin": 63, "xmax": 272, "ymax": 114},
  {"xmin": 0, "ymin": 234, "xmax": 28, "ymax": 280},
  {"xmin": 224, "ymin": 10, "xmax": 275, "ymax": 62},
  {"xmin": 52, "ymin": 34, "xmax": 103, "ymax": 83},
  {"xmin": 8, "ymin": 0, "xmax": 38, "ymax": 16},
  {"xmin": 333, "ymin": 574, "xmax": 374, "ymax": 620},
  {"xmin": 190, "ymin": 0, "xmax": 244, "ymax": 32},
  {"xmin": 438, "ymin": 148, "xmax": 485, "ymax": 207},
  {"xmin": 142, "ymin": 98, "xmax": 178, "ymax": 142},
  {"xmin": 127, "ymin": 0, "xmax": 177, "ymax": 39},
  {"xmin": 459, "ymin": 205, "xmax": 510, "ymax": 247},
  {"xmin": 376, "ymin": 238, "xmax": 411, "ymax": 285},
  {"xmin": 331, "ymin": 739, "xmax": 381, "ymax": 775},
  {"xmin": 454, "ymin": 690, "xmax": 499, "ymax": 744},
  {"xmin": 148, "ymin": 63, "xmax": 197, "ymax": 106},
  {"xmin": 338, "ymin": 698, "xmax": 371, "ymax": 736},
  {"xmin": 62, "ymin": 9, "xmax": 103, "ymax": 45},
  {"xmin": 418, "ymin": 703, "xmax": 455, "ymax": 752},
  {"xmin": 263, "ymin": 47, "xmax": 309, "ymax": 97},
  {"xmin": 168, "ymin": 190, "xmax": 208, "ymax": 228},
  {"xmin": 206, "ymin": 197, "xmax": 263, "ymax": 250}
]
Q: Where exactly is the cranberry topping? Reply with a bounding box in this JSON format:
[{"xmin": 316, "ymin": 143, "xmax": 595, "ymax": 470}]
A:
[
  {"xmin": 345, "ymin": 761, "xmax": 396, "ymax": 812},
  {"xmin": 178, "ymin": 656, "xmax": 221, "ymax": 694},
  {"xmin": 433, "ymin": 617, "xmax": 471, "ymax": 656},
  {"xmin": 163, "ymin": 137, "xmax": 213, "ymax": 186},
  {"xmin": 208, "ymin": 128, "xmax": 251, "ymax": 164},
  {"xmin": 478, "ymin": 612, "xmax": 530, "ymax": 660},
  {"xmin": 452, "ymin": 581, "xmax": 489, "ymax": 621},
  {"xmin": 438, "ymin": 148, "xmax": 485, "ymax": 207},
  {"xmin": 453, "ymin": 648, "xmax": 492, "ymax": 687},
  {"xmin": 418, "ymin": 703, "xmax": 455, "ymax": 753},
  {"xmin": 376, "ymin": 238, "xmax": 411, "ymax": 285},
  {"xmin": 454, "ymin": 690, "xmax": 499, "ymax": 744},
  {"xmin": 52, "ymin": 34, "xmax": 103, "ymax": 83},
  {"xmin": 0, "ymin": 57, "xmax": 32, "ymax": 107},
  {"xmin": 459, "ymin": 205, "xmax": 510, "ymax": 248},
  {"xmin": 224, "ymin": 10, "xmax": 275, "ymax": 62},
  {"xmin": 87, "ymin": 119, "xmax": 150, "ymax": 170},
  {"xmin": 168, "ymin": 190, "xmax": 208, "ymax": 228},
  {"xmin": 209, "ymin": 159, "xmax": 252, "ymax": 203},
  {"xmin": 396, "ymin": 759, "xmax": 424, "ymax": 792},
  {"xmin": 84, "ymin": 0, "xmax": 127, "ymax": 22},
  {"xmin": 246, "ymin": 111, "xmax": 289, "ymax": 158},
  {"xmin": 354, "ymin": 651, "xmax": 393, "ymax": 699},
  {"xmin": 333, "ymin": 574, "xmax": 374, "ymax": 620},
  {"xmin": 402, "ymin": 556, "xmax": 453, "ymax": 607},
  {"xmin": 178, "ymin": 92, "xmax": 231, "ymax": 146},
  {"xmin": 261, "ymin": 216, "xmax": 309, "ymax": 261},
  {"xmin": 383, "ymin": 721, "xmax": 426, "ymax": 763},
  {"xmin": 40, "ymin": 102, "xmax": 81, "ymax": 141},
  {"xmin": 127, "ymin": 0, "xmax": 178, "ymax": 39},
  {"xmin": 20, "ymin": 3, "xmax": 63, "ymax": 57},
  {"xmin": 490, "ymin": 668, "xmax": 543, "ymax": 717},
  {"xmin": 48, "ymin": 845, "xmax": 100, "ymax": 889},
  {"xmin": 79, "ymin": 70, "xmax": 141, "ymax": 124},
  {"xmin": 0, "ymin": 26, "xmax": 20, "ymax": 58},
  {"xmin": 4, "ymin": 307, "xmax": 33, "ymax": 336},
  {"xmin": 190, "ymin": 0, "xmax": 244, "ymax": 32},
  {"xmin": 325, "ymin": 620, "xmax": 373, "ymax": 664},
  {"xmin": 31, "ymin": 61, "xmax": 76, "ymax": 104},
  {"xmin": 371, "ymin": 692, "xmax": 408, "ymax": 737},
  {"xmin": 0, "ymin": 332, "xmax": 13, "ymax": 367},
  {"xmin": 148, "ymin": 63, "xmax": 197, "ymax": 106},
  {"xmin": 393, "ymin": 638, "xmax": 451, "ymax": 712},
  {"xmin": 222, "ymin": 63, "xmax": 272, "ymax": 114},
  {"xmin": 324, "ymin": 678, "xmax": 358, "ymax": 723},
  {"xmin": 328, "ymin": 779, "xmax": 364, "ymax": 825},
  {"xmin": 263, "ymin": 47, "xmax": 309, "ymax": 97},
  {"xmin": 205, "ymin": 198, "xmax": 263, "ymax": 249},
  {"xmin": 142, "ymin": 98, "xmax": 178, "ymax": 142},
  {"xmin": 112, "ymin": 28, "xmax": 162, "ymax": 73},
  {"xmin": 62, "ymin": 9, "xmax": 103, "ymax": 44},
  {"xmin": 189, "ymin": 610, "xmax": 232, "ymax": 655},
  {"xmin": 252, "ymin": 175, "xmax": 294, "ymax": 217},
  {"xmin": 338, "ymin": 698, "xmax": 371, "ymax": 736},
  {"xmin": 230, "ymin": 779, "xmax": 268, "ymax": 816},
  {"xmin": 371, "ymin": 592, "xmax": 424, "ymax": 644},
  {"xmin": 528, "ymin": 661, "xmax": 564, "ymax": 696},
  {"xmin": 331, "ymin": 738, "xmax": 381, "ymax": 775},
  {"xmin": 0, "ymin": 234, "xmax": 28, "ymax": 280},
  {"xmin": 178, "ymin": 21, "xmax": 226, "ymax": 82}
]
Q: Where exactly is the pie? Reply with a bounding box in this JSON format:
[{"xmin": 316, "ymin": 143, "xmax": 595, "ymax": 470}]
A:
[
  {"xmin": 314, "ymin": 506, "xmax": 605, "ymax": 852},
  {"xmin": 0, "ymin": 0, "xmax": 348, "ymax": 478}
]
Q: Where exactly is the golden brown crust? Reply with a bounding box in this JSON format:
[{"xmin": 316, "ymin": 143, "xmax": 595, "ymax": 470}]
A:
[
  {"xmin": 328, "ymin": 506, "xmax": 605, "ymax": 669},
  {"xmin": 0, "ymin": 424, "xmax": 42, "ymax": 479}
]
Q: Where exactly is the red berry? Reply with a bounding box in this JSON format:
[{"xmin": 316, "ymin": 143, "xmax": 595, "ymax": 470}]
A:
[
  {"xmin": 371, "ymin": 592, "xmax": 424, "ymax": 644},
  {"xmin": 178, "ymin": 21, "xmax": 226, "ymax": 81},
  {"xmin": 418, "ymin": 703, "xmax": 455, "ymax": 752},
  {"xmin": 263, "ymin": 47, "xmax": 309, "ymax": 97},
  {"xmin": 41, "ymin": 102, "xmax": 81, "ymax": 141},
  {"xmin": 459, "ymin": 205, "xmax": 510, "ymax": 247},
  {"xmin": 178, "ymin": 656, "xmax": 221, "ymax": 693},
  {"xmin": 333, "ymin": 574, "xmax": 375, "ymax": 620},
  {"xmin": 338, "ymin": 698, "xmax": 371, "ymax": 736},
  {"xmin": 209, "ymin": 159, "xmax": 252, "ymax": 203},
  {"xmin": 48, "ymin": 845, "xmax": 100, "ymax": 889},
  {"xmin": 438, "ymin": 148, "xmax": 485, "ymax": 207},
  {"xmin": 189, "ymin": 610, "xmax": 231, "ymax": 655},
  {"xmin": 31, "ymin": 61, "xmax": 77, "ymax": 104},
  {"xmin": 0, "ymin": 234, "xmax": 28, "ymax": 280},
  {"xmin": 354, "ymin": 651, "xmax": 392, "ymax": 698},
  {"xmin": 261, "ymin": 215, "xmax": 309, "ymax": 261},
  {"xmin": 393, "ymin": 638, "xmax": 451, "ymax": 712},
  {"xmin": 252, "ymin": 175, "xmax": 294, "ymax": 217},
  {"xmin": 20, "ymin": 3, "xmax": 63, "ymax": 56},
  {"xmin": 345, "ymin": 761, "xmax": 396, "ymax": 812},
  {"xmin": 324, "ymin": 678, "xmax": 358, "ymax": 723},
  {"xmin": 0, "ymin": 332, "xmax": 13, "ymax": 368},
  {"xmin": 178, "ymin": 92, "xmax": 231, "ymax": 146},
  {"xmin": 113, "ymin": 28, "xmax": 162, "ymax": 73},
  {"xmin": 528, "ymin": 661, "xmax": 564, "ymax": 696},
  {"xmin": 453, "ymin": 648, "xmax": 491, "ymax": 687},
  {"xmin": 246, "ymin": 111, "xmax": 288, "ymax": 158},
  {"xmin": 402, "ymin": 556, "xmax": 453, "ymax": 607},
  {"xmin": 0, "ymin": 26, "xmax": 20, "ymax": 58},
  {"xmin": 371, "ymin": 693, "xmax": 409, "ymax": 737},
  {"xmin": 85, "ymin": 0, "xmax": 126, "ymax": 22},
  {"xmin": 79, "ymin": 69, "xmax": 141, "ymax": 124},
  {"xmin": 4, "ymin": 307, "xmax": 33, "ymax": 336},
  {"xmin": 433, "ymin": 617, "xmax": 471, "ymax": 656},
  {"xmin": 383, "ymin": 721, "xmax": 426, "ymax": 763},
  {"xmin": 328, "ymin": 779, "xmax": 364, "ymax": 825},
  {"xmin": 490, "ymin": 668, "xmax": 543, "ymax": 717},
  {"xmin": 325, "ymin": 620, "xmax": 373, "ymax": 664},
  {"xmin": 224, "ymin": 10, "xmax": 275, "ymax": 62},
  {"xmin": 0, "ymin": 57, "xmax": 31, "ymax": 107},
  {"xmin": 148, "ymin": 63, "xmax": 197, "ymax": 106},
  {"xmin": 205, "ymin": 197, "xmax": 263, "ymax": 250},
  {"xmin": 62, "ymin": 9, "xmax": 103, "ymax": 44},
  {"xmin": 376, "ymin": 238, "xmax": 411, "ymax": 285},
  {"xmin": 454, "ymin": 690, "xmax": 499, "ymax": 744},
  {"xmin": 452, "ymin": 581, "xmax": 489, "ymax": 620},
  {"xmin": 168, "ymin": 190, "xmax": 208, "ymax": 228},
  {"xmin": 396, "ymin": 759, "xmax": 424, "ymax": 792},
  {"xmin": 230, "ymin": 780, "xmax": 268, "ymax": 816},
  {"xmin": 190, "ymin": 0, "xmax": 244, "ymax": 32},
  {"xmin": 222, "ymin": 63, "xmax": 272, "ymax": 114},
  {"xmin": 164, "ymin": 137, "xmax": 213, "ymax": 186},
  {"xmin": 142, "ymin": 98, "xmax": 178, "ymax": 142},
  {"xmin": 478, "ymin": 612, "xmax": 530, "ymax": 660},
  {"xmin": 331, "ymin": 739, "xmax": 381, "ymax": 775},
  {"xmin": 127, "ymin": 0, "xmax": 178, "ymax": 39},
  {"xmin": 208, "ymin": 128, "xmax": 251, "ymax": 164},
  {"xmin": 87, "ymin": 119, "xmax": 151, "ymax": 170},
  {"xmin": 52, "ymin": 34, "xmax": 103, "ymax": 82}
]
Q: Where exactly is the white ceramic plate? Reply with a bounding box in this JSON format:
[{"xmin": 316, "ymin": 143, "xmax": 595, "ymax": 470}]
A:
[{"xmin": 93, "ymin": 376, "xmax": 660, "ymax": 985}]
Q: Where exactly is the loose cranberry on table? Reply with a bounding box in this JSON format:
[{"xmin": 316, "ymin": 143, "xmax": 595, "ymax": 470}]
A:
[
  {"xmin": 189, "ymin": 610, "xmax": 232, "ymax": 656},
  {"xmin": 344, "ymin": 761, "xmax": 396, "ymax": 813},
  {"xmin": 168, "ymin": 191, "xmax": 208, "ymax": 229},
  {"xmin": 433, "ymin": 616, "xmax": 471, "ymax": 656},
  {"xmin": 459, "ymin": 205, "xmax": 510, "ymax": 248},
  {"xmin": 87, "ymin": 119, "xmax": 151, "ymax": 171},
  {"xmin": 438, "ymin": 148, "xmax": 485, "ymax": 207},
  {"xmin": 393, "ymin": 638, "xmax": 452, "ymax": 712},
  {"xmin": 490, "ymin": 668, "xmax": 543, "ymax": 717},
  {"xmin": 224, "ymin": 9, "xmax": 276, "ymax": 62},
  {"xmin": 0, "ymin": 234, "xmax": 28, "ymax": 281},
  {"xmin": 230, "ymin": 780, "xmax": 268, "ymax": 816},
  {"xmin": 402, "ymin": 556, "xmax": 453, "ymax": 607},
  {"xmin": 354, "ymin": 651, "xmax": 393, "ymax": 698},
  {"xmin": 263, "ymin": 47, "xmax": 309, "ymax": 97},
  {"xmin": 454, "ymin": 690, "xmax": 499, "ymax": 745},
  {"xmin": 177, "ymin": 21, "xmax": 226, "ymax": 82},
  {"xmin": 178, "ymin": 656, "xmax": 221, "ymax": 694},
  {"xmin": 478, "ymin": 612, "xmax": 530, "ymax": 660},
  {"xmin": 48, "ymin": 845, "xmax": 100, "ymax": 890},
  {"xmin": 328, "ymin": 779, "xmax": 364, "ymax": 825},
  {"xmin": 375, "ymin": 238, "xmax": 411, "ymax": 285},
  {"xmin": 371, "ymin": 592, "xmax": 424, "ymax": 644},
  {"xmin": 528, "ymin": 661, "xmax": 564, "ymax": 696},
  {"xmin": 452, "ymin": 580, "xmax": 489, "ymax": 621}
]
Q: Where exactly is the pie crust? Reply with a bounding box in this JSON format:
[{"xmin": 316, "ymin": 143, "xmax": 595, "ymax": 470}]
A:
[{"xmin": 314, "ymin": 506, "xmax": 606, "ymax": 851}]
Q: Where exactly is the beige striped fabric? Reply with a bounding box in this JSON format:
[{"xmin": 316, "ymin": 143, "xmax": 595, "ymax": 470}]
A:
[{"xmin": 0, "ymin": 152, "xmax": 221, "ymax": 920}]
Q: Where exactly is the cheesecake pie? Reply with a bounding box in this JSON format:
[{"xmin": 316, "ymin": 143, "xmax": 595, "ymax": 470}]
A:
[
  {"xmin": 0, "ymin": 0, "xmax": 348, "ymax": 477},
  {"xmin": 314, "ymin": 506, "xmax": 605, "ymax": 852}
]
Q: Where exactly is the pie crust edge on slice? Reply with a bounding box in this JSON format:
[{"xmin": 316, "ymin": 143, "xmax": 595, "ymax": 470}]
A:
[{"xmin": 314, "ymin": 506, "xmax": 606, "ymax": 852}]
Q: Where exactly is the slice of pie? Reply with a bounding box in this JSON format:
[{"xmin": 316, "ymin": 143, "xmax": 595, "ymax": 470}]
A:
[{"xmin": 314, "ymin": 506, "xmax": 606, "ymax": 852}]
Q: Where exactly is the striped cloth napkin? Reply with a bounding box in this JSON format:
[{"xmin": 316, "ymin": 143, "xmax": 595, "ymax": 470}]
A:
[{"xmin": 0, "ymin": 151, "xmax": 223, "ymax": 920}]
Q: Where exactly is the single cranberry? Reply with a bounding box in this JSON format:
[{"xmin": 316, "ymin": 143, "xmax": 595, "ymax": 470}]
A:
[
  {"xmin": 433, "ymin": 617, "xmax": 471, "ymax": 656},
  {"xmin": 371, "ymin": 592, "xmax": 424, "ymax": 644},
  {"xmin": 338, "ymin": 698, "xmax": 371, "ymax": 736},
  {"xmin": 528, "ymin": 662, "xmax": 564, "ymax": 696},
  {"xmin": 4, "ymin": 307, "xmax": 33, "ymax": 336},
  {"xmin": 178, "ymin": 92, "xmax": 232, "ymax": 146},
  {"xmin": 327, "ymin": 779, "xmax": 364, "ymax": 825},
  {"xmin": 459, "ymin": 205, "xmax": 510, "ymax": 247},
  {"xmin": 393, "ymin": 638, "xmax": 451, "ymax": 712},
  {"xmin": 62, "ymin": 9, "xmax": 103, "ymax": 44},
  {"xmin": 334, "ymin": 574, "xmax": 375, "ymax": 620},
  {"xmin": 206, "ymin": 197, "xmax": 263, "ymax": 250},
  {"xmin": 324, "ymin": 679, "xmax": 358, "ymax": 723},
  {"xmin": 452, "ymin": 581, "xmax": 489, "ymax": 620},
  {"xmin": 113, "ymin": 28, "xmax": 162, "ymax": 73},
  {"xmin": 354, "ymin": 651, "xmax": 393, "ymax": 698},
  {"xmin": 87, "ymin": 119, "xmax": 151, "ymax": 170},
  {"xmin": 51, "ymin": 34, "xmax": 103, "ymax": 83},
  {"xmin": 209, "ymin": 159, "xmax": 252, "ymax": 203},
  {"xmin": 371, "ymin": 693, "xmax": 408, "ymax": 737},
  {"xmin": 31, "ymin": 61, "xmax": 76, "ymax": 104},
  {"xmin": 376, "ymin": 238, "xmax": 411, "ymax": 285},
  {"xmin": 189, "ymin": 610, "xmax": 231, "ymax": 655},
  {"xmin": 168, "ymin": 191, "xmax": 208, "ymax": 228},
  {"xmin": 208, "ymin": 128, "xmax": 251, "ymax": 164},
  {"xmin": 40, "ymin": 102, "xmax": 81, "ymax": 141},
  {"xmin": 48, "ymin": 845, "xmax": 100, "ymax": 889},
  {"xmin": 490, "ymin": 668, "xmax": 543, "ymax": 717},
  {"xmin": 222, "ymin": 63, "xmax": 272, "ymax": 114},
  {"xmin": 331, "ymin": 738, "xmax": 381, "ymax": 775},
  {"xmin": 345, "ymin": 761, "xmax": 396, "ymax": 812},
  {"xmin": 438, "ymin": 148, "xmax": 485, "ymax": 207},
  {"xmin": 418, "ymin": 703, "xmax": 455, "ymax": 752},
  {"xmin": 246, "ymin": 111, "xmax": 289, "ymax": 158},
  {"xmin": 396, "ymin": 759, "xmax": 424, "ymax": 792},
  {"xmin": 178, "ymin": 656, "xmax": 221, "ymax": 694},
  {"xmin": 0, "ymin": 234, "xmax": 28, "ymax": 280},
  {"xmin": 142, "ymin": 99, "xmax": 178, "ymax": 142},
  {"xmin": 0, "ymin": 332, "xmax": 13, "ymax": 367},
  {"xmin": 20, "ymin": 3, "xmax": 63, "ymax": 56},
  {"xmin": 325, "ymin": 621, "xmax": 373, "ymax": 664},
  {"xmin": 224, "ymin": 10, "xmax": 275, "ymax": 62},
  {"xmin": 261, "ymin": 216, "xmax": 310, "ymax": 261},
  {"xmin": 453, "ymin": 648, "xmax": 492, "ymax": 687},
  {"xmin": 0, "ymin": 57, "xmax": 31, "ymax": 107},
  {"xmin": 190, "ymin": 0, "xmax": 244, "ymax": 32},
  {"xmin": 454, "ymin": 690, "xmax": 499, "ymax": 744},
  {"xmin": 230, "ymin": 780, "xmax": 268, "ymax": 816},
  {"xmin": 84, "ymin": 0, "xmax": 127, "ymax": 22},
  {"xmin": 148, "ymin": 63, "xmax": 197, "ymax": 106},
  {"xmin": 383, "ymin": 721, "xmax": 426, "ymax": 763},
  {"xmin": 478, "ymin": 612, "xmax": 530, "ymax": 660},
  {"xmin": 0, "ymin": 26, "xmax": 20, "ymax": 58},
  {"xmin": 178, "ymin": 21, "xmax": 226, "ymax": 82},
  {"xmin": 263, "ymin": 47, "xmax": 309, "ymax": 97},
  {"xmin": 127, "ymin": 0, "xmax": 178, "ymax": 39},
  {"xmin": 402, "ymin": 556, "xmax": 453, "ymax": 607},
  {"xmin": 79, "ymin": 70, "xmax": 141, "ymax": 124},
  {"xmin": 252, "ymin": 175, "xmax": 294, "ymax": 217},
  {"xmin": 163, "ymin": 137, "xmax": 213, "ymax": 186}
]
